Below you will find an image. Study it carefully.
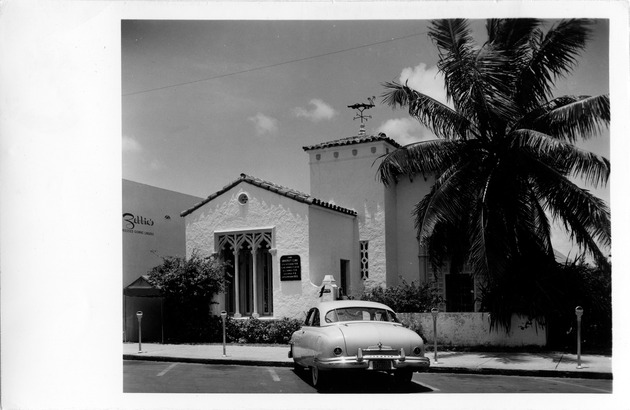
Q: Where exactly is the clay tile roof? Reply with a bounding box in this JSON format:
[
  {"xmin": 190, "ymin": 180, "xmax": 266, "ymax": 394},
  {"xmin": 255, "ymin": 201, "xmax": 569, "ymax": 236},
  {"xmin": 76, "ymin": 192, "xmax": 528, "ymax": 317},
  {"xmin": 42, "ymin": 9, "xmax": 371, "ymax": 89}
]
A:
[
  {"xmin": 302, "ymin": 132, "xmax": 401, "ymax": 151},
  {"xmin": 181, "ymin": 173, "xmax": 357, "ymax": 217}
]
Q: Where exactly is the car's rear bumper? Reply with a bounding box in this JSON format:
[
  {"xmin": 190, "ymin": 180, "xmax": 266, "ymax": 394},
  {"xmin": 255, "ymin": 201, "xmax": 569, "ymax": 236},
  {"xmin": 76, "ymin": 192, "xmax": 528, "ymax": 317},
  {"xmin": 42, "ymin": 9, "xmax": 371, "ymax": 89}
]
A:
[{"xmin": 314, "ymin": 355, "xmax": 430, "ymax": 372}]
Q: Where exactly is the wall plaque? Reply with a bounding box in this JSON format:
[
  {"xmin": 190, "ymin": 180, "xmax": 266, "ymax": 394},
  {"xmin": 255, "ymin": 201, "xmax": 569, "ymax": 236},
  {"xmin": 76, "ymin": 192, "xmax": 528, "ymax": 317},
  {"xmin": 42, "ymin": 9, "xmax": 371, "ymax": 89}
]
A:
[{"xmin": 280, "ymin": 255, "xmax": 301, "ymax": 281}]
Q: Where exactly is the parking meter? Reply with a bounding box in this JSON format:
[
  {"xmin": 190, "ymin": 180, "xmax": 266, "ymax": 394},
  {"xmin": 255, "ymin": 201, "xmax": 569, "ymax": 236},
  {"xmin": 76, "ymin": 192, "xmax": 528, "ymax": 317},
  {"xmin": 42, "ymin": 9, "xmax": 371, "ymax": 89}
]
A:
[
  {"xmin": 431, "ymin": 308, "xmax": 439, "ymax": 363},
  {"xmin": 575, "ymin": 306, "xmax": 583, "ymax": 368},
  {"xmin": 221, "ymin": 310, "xmax": 227, "ymax": 357},
  {"xmin": 136, "ymin": 311, "xmax": 143, "ymax": 353}
]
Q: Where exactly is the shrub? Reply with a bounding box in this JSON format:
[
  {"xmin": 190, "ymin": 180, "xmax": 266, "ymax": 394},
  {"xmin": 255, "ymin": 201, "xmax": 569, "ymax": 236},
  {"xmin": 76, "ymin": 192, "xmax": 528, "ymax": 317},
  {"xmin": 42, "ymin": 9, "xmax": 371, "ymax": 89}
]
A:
[
  {"xmin": 360, "ymin": 278, "xmax": 444, "ymax": 313},
  {"xmin": 267, "ymin": 317, "xmax": 303, "ymax": 344},
  {"xmin": 222, "ymin": 316, "xmax": 302, "ymax": 344},
  {"xmin": 545, "ymin": 257, "xmax": 612, "ymax": 351}
]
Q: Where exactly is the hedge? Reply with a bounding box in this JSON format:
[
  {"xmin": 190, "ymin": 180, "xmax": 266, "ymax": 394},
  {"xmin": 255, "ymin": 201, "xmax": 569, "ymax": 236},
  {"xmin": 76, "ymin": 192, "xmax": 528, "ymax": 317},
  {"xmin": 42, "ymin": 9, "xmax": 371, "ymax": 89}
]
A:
[{"xmin": 163, "ymin": 315, "xmax": 302, "ymax": 344}]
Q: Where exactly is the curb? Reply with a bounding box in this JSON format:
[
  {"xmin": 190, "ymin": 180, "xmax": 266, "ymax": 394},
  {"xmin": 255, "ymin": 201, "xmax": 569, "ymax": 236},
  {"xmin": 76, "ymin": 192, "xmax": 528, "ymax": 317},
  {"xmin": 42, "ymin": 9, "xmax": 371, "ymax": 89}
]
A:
[
  {"xmin": 123, "ymin": 355, "xmax": 612, "ymax": 380},
  {"xmin": 123, "ymin": 354, "xmax": 292, "ymax": 368},
  {"xmin": 427, "ymin": 366, "xmax": 613, "ymax": 380}
]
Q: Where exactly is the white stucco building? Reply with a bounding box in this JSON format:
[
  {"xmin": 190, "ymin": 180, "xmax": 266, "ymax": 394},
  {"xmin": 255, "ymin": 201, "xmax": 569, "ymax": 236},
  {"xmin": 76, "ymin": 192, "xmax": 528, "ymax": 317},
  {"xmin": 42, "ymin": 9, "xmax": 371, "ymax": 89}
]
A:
[{"xmin": 181, "ymin": 132, "xmax": 479, "ymax": 320}]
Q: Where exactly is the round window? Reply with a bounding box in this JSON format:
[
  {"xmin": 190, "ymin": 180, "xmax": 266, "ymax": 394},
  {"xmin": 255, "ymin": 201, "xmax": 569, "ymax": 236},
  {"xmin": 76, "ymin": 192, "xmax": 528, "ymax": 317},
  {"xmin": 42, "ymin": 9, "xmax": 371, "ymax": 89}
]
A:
[{"xmin": 238, "ymin": 193, "xmax": 249, "ymax": 205}]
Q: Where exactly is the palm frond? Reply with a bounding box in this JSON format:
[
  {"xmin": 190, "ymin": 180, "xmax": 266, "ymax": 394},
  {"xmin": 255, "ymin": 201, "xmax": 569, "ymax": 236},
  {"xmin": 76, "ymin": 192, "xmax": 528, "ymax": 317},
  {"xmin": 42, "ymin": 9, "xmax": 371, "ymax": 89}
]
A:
[
  {"xmin": 430, "ymin": 19, "xmax": 522, "ymax": 139},
  {"xmin": 413, "ymin": 163, "xmax": 486, "ymax": 271},
  {"xmin": 510, "ymin": 128, "xmax": 610, "ymax": 188},
  {"xmin": 377, "ymin": 138, "xmax": 471, "ymax": 186},
  {"xmin": 515, "ymin": 19, "xmax": 592, "ymax": 109},
  {"xmin": 487, "ymin": 18, "xmax": 541, "ymax": 49},
  {"xmin": 530, "ymin": 160, "xmax": 611, "ymax": 261},
  {"xmin": 526, "ymin": 94, "xmax": 610, "ymax": 143},
  {"xmin": 529, "ymin": 189, "xmax": 554, "ymax": 255},
  {"xmin": 428, "ymin": 19, "xmax": 478, "ymax": 111},
  {"xmin": 471, "ymin": 44, "xmax": 521, "ymax": 133},
  {"xmin": 413, "ymin": 163, "xmax": 475, "ymax": 240},
  {"xmin": 381, "ymin": 81, "xmax": 476, "ymax": 140}
]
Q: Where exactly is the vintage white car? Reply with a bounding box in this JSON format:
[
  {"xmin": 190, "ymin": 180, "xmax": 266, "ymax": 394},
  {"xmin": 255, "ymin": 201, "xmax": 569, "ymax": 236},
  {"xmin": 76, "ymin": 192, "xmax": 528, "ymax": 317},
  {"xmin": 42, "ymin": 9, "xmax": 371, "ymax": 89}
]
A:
[{"xmin": 288, "ymin": 300, "xmax": 430, "ymax": 388}]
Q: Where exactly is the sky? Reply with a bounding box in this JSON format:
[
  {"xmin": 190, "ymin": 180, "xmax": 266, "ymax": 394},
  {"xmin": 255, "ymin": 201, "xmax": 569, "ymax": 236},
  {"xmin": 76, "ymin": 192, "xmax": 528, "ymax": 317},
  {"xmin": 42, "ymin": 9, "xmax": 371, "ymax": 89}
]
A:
[
  {"xmin": 121, "ymin": 19, "xmax": 610, "ymax": 200},
  {"xmin": 122, "ymin": 18, "xmax": 610, "ymax": 259}
]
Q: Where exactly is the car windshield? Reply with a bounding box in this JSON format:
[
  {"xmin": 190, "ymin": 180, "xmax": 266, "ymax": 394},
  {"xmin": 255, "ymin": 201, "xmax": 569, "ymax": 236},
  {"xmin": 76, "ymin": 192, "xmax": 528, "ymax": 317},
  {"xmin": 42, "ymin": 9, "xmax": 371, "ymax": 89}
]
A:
[{"xmin": 323, "ymin": 307, "xmax": 400, "ymax": 323}]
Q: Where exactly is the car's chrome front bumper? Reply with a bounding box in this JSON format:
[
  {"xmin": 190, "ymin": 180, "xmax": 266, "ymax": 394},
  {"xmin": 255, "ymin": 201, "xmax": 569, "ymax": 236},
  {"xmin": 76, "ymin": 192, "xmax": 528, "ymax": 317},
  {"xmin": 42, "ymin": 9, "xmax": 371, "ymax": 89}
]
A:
[{"xmin": 314, "ymin": 354, "xmax": 430, "ymax": 372}]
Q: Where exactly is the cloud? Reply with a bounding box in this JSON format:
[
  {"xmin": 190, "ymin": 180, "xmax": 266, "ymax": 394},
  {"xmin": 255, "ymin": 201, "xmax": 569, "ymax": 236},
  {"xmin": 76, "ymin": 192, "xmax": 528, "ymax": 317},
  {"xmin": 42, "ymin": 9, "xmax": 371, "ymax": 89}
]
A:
[
  {"xmin": 293, "ymin": 99, "xmax": 336, "ymax": 122},
  {"xmin": 122, "ymin": 135, "xmax": 142, "ymax": 153},
  {"xmin": 399, "ymin": 63, "xmax": 451, "ymax": 107},
  {"xmin": 248, "ymin": 113, "xmax": 279, "ymax": 136},
  {"xmin": 377, "ymin": 117, "xmax": 432, "ymax": 146}
]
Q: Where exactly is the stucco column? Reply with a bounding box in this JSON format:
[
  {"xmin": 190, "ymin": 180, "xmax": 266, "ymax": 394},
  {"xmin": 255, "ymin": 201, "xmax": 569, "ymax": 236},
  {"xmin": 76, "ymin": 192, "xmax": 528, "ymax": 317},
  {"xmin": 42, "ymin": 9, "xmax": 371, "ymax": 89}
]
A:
[
  {"xmin": 268, "ymin": 248, "xmax": 278, "ymax": 300},
  {"xmin": 233, "ymin": 249, "xmax": 242, "ymax": 318},
  {"xmin": 251, "ymin": 247, "xmax": 259, "ymax": 318}
]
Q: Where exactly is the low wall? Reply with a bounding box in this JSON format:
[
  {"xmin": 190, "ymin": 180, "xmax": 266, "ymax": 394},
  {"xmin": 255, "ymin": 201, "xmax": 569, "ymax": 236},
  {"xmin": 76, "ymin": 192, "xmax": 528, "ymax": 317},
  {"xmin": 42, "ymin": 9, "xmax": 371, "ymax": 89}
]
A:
[{"xmin": 398, "ymin": 312, "xmax": 546, "ymax": 347}]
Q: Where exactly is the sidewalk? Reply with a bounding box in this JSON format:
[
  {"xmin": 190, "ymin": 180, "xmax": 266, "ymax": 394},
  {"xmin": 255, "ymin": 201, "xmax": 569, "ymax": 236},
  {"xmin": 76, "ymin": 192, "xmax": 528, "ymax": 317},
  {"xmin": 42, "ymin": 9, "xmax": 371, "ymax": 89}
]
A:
[{"xmin": 123, "ymin": 343, "xmax": 612, "ymax": 379}]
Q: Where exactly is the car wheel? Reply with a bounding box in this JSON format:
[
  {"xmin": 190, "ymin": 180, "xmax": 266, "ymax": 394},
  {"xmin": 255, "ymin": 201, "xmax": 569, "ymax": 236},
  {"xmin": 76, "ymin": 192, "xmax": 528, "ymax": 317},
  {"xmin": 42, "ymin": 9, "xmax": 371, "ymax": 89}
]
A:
[
  {"xmin": 393, "ymin": 369, "xmax": 413, "ymax": 384},
  {"xmin": 311, "ymin": 366, "xmax": 329, "ymax": 389}
]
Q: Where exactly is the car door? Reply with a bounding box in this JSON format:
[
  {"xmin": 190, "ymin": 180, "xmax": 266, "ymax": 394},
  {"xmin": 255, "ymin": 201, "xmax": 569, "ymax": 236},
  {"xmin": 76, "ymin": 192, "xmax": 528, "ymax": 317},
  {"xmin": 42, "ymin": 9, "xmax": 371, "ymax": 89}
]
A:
[
  {"xmin": 300, "ymin": 308, "xmax": 322, "ymax": 367},
  {"xmin": 292, "ymin": 307, "xmax": 316, "ymax": 364}
]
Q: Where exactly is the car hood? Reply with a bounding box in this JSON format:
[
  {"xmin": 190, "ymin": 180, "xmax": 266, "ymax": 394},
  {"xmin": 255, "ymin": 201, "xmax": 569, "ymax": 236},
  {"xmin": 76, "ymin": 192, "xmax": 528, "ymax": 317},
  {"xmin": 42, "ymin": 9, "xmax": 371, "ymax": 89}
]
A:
[{"xmin": 336, "ymin": 322, "xmax": 420, "ymax": 355}]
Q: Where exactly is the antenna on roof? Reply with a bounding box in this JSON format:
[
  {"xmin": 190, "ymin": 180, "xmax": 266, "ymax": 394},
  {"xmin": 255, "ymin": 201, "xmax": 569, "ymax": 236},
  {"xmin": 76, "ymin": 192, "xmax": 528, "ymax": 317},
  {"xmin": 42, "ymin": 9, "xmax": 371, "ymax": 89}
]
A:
[{"xmin": 348, "ymin": 96, "xmax": 376, "ymax": 136}]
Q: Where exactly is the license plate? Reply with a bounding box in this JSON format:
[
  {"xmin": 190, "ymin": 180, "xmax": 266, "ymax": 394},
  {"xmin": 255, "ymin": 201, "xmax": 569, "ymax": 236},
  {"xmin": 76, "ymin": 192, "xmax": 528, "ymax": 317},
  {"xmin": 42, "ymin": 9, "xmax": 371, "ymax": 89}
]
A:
[{"xmin": 371, "ymin": 360, "xmax": 392, "ymax": 370}]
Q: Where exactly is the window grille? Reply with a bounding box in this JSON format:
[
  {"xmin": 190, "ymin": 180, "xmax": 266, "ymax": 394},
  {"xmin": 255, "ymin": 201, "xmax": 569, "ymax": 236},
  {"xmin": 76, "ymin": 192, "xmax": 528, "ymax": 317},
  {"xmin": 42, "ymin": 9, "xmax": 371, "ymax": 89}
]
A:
[{"xmin": 360, "ymin": 240, "xmax": 369, "ymax": 280}]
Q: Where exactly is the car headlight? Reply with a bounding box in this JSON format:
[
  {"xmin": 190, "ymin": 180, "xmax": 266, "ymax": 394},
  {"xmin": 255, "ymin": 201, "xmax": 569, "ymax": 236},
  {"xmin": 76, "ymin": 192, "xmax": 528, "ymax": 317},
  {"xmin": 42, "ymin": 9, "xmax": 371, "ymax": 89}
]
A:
[
  {"xmin": 333, "ymin": 347, "xmax": 343, "ymax": 356},
  {"xmin": 413, "ymin": 346, "xmax": 422, "ymax": 355}
]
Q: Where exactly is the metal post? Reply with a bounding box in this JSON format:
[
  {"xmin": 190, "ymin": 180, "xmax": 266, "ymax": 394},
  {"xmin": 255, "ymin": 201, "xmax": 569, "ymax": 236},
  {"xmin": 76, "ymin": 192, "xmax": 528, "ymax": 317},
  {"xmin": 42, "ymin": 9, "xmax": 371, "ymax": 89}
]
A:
[
  {"xmin": 575, "ymin": 306, "xmax": 583, "ymax": 369},
  {"xmin": 136, "ymin": 311, "xmax": 143, "ymax": 353},
  {"xmin": 221, "ymin": 310, "xmax": 227, "ymax": 357},
  {"xmin": 431, "ymin": 308, "xmax": 439, "ymax": 364}
]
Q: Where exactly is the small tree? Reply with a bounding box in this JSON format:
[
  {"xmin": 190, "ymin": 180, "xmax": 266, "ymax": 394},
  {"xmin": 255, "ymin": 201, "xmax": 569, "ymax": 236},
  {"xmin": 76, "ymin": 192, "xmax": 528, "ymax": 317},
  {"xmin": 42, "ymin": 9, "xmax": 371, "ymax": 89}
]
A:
[{"xmin": 147, "ymin": 250, "xmax": 230, "ymax": 342}]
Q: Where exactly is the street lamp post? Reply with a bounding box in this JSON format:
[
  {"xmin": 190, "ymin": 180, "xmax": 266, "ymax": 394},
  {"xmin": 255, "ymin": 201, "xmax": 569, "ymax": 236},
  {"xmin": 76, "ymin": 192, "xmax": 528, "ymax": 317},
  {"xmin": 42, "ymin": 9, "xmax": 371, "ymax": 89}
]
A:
[
  {"xmin": 221, "ymin": 310, "xmax": 228, "ymax": 357},
  {"xmin": 575, "ymin": 306, "xmax": 584, "ymax": 369},
  {"xmin": 136, "ymin": 311, "xmax": 143, "ymax": 353},
  {"xmin": 431, "ymin": 308, "xmax": 439, "ymax": 364}
]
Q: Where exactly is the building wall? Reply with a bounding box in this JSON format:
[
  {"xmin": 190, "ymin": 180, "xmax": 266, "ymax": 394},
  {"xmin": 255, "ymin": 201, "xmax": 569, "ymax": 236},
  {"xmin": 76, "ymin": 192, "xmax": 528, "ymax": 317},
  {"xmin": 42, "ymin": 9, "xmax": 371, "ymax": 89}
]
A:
[
  {"xmin": 307, "ymin": 141, "xmax": 398, "ymax": 291},
  {"xmin": 399, "ymin": 312, "xmax": 547, "ymax": 347},
  {"xmin": 122, "ymin": 179, "xmax": 202, "ymax": 341},
  {"xmin": 393, "ymin": 175, "xmax": 434, "ymax": 285},
  {"xmin": 309, "ymin": 206, "xmax": 357, "ymax": 294},
  {"xmin": 384, "ymin": 183, "xmax": 398, "ymax": 288},
  {"xmin": 185, "ymin": 182, "xmax": 351, "ymax": 319}
]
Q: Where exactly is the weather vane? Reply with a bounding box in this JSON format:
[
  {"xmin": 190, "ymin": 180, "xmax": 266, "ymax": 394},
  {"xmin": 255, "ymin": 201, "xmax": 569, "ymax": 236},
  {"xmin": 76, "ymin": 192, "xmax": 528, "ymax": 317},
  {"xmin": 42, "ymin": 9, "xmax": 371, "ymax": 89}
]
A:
[{"xmin": 348, "ymin": 96, "xmax": 376, "ymax": 136}]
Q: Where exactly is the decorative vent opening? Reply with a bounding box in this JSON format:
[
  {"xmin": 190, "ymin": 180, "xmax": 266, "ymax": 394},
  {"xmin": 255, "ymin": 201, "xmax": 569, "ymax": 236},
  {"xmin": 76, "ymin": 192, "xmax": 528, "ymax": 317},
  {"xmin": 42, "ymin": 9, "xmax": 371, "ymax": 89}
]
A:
[{"xmin": 238, "ymin": 192, "xmax": 249, "ymax": 205}]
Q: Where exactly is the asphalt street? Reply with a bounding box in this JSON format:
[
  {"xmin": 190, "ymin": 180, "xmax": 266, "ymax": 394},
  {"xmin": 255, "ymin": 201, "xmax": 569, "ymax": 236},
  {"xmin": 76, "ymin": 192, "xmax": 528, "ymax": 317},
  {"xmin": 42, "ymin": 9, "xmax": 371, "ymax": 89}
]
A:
[{"xmin": 123, "ymin": 360, "xmax": 613, "ymax": 394}]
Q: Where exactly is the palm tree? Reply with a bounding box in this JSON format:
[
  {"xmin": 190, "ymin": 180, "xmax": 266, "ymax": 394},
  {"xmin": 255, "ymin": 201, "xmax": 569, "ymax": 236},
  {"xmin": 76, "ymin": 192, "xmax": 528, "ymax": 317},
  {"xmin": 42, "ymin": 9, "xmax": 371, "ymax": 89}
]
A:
[{"xmin": 378, "ymin": 19, "xmax": 610, "ymax": 329}]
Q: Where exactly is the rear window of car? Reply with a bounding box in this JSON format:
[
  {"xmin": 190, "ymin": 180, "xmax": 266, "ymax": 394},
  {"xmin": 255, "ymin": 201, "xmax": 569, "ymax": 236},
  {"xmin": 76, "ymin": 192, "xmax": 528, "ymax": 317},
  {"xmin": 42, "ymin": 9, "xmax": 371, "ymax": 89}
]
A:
[{"xmin": 324, "ymin": 307, "xmax": 399, "ymax": 323}]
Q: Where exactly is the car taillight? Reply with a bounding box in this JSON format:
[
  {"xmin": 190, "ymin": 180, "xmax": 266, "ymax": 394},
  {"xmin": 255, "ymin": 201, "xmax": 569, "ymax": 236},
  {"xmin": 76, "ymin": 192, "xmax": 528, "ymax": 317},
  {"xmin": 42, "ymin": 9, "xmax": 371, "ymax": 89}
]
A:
[{"xmin": 333, "ymin": 347, "xmax": 343, "ymax": 356}]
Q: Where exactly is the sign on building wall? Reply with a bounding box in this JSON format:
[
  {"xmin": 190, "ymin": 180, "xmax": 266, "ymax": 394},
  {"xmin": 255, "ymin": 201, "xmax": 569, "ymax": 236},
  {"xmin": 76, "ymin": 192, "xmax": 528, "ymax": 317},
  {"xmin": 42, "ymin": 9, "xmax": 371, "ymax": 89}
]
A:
[
  {"xmin": 122, "ymin": 212, "xmax": 155, "ymax": 236},
  {"xmin": 280, "ymin": 255, "xmax": 301, "ymax": 281}
]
